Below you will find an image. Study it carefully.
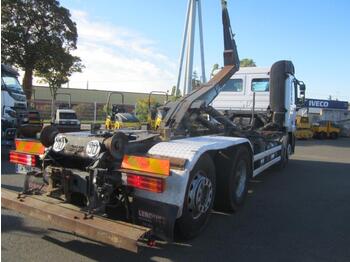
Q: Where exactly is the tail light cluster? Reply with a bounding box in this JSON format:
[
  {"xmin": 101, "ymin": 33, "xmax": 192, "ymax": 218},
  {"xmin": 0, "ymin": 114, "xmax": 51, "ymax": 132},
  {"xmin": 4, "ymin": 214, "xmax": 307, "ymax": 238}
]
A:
[
  {"xmin": 10, "ymin": 151, "xmax": 36, "ymax": 166},
  {"xmin": 126, "ymin": 174, "xmax": 165, "ymax": 193}
]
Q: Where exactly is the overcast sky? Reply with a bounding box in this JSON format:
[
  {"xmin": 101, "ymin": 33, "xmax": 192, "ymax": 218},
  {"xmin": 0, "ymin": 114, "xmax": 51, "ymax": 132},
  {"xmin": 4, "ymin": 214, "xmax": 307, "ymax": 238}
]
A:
[{"xmin": 53, "ymin": 0, "xmax": 350, "ymax": 101}]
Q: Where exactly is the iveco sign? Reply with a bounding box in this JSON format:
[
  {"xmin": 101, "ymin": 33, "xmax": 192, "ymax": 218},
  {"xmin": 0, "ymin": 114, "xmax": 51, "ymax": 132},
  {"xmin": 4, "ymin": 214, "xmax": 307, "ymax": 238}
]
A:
[{"xmin": 305, "ymin": 99, "xmax": 348, "ymax": 110}]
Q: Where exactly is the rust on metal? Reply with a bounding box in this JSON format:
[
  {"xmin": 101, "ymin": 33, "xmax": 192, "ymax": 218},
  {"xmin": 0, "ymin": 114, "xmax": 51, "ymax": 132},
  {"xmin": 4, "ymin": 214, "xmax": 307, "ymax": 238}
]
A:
[{"xmin": 1, "ymin": 189, "xmax": 150, "ymax": 253}]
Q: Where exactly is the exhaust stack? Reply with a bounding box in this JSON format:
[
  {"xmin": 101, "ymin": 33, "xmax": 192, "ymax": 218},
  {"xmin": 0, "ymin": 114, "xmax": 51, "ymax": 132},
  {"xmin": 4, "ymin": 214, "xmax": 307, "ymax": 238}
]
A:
[{"xmin": 269, "ymin": 60, "xmax": 295, "ymax": 128}]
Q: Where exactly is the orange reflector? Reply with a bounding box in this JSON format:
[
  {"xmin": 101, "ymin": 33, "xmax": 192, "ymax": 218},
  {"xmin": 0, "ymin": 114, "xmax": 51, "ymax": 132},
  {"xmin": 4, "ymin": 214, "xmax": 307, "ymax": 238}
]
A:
[
  {"xmin": 127, "ymin": 174, "xmax": 165, "ymax": 193},
  {"xmin": 15, "ymin": 140, "xmax": 45, "ymax": 155},
  {"xmin": 121, "ymin": 155, "xmax": 170, "ymax": 176},
  {"xmin": 10, "ymin": 151, "xmax": 36, "ymax": 166}
]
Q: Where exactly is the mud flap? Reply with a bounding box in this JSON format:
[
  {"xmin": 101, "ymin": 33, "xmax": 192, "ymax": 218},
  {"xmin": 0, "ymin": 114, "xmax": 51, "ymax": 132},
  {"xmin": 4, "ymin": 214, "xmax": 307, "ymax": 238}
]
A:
[{"xmin": 133, "ymin": 198, "xmax": 178, "ymax": 241}]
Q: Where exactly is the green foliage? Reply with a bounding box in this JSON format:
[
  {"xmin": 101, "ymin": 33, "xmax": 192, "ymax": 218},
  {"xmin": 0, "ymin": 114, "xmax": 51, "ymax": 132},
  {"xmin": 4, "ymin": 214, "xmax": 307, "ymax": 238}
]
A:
[
  {"xmin": 103, "ymin": 104, "xmax": 109, "ymax": 114},
  {"xmin": 170, "ymin": 85, "xmax": 181, "ymax": 101},
  {"xmin": 36, "ymin": 51, "xmax": 83, "ymax": 98},
  {"xmin": 1, "ymin": 0, "xmax": 82, "ymax": 99},
  {"xmin": 135, "ymin": 98, "xmax": 160, "ymax": 122},
  {"xmin": 192, "ymin": 70, "xmax": 201, "ymax": 90},
  {"xmin": 210, "ymin": 63, "xmax": 220, "ymax": 78},
  {"xmin": 72, "ymin": 103, "xmax": 92, "ymax": 120},
  {"xmin": 240, "ymin": 58, "xmax": 256, "ymax": 67}
]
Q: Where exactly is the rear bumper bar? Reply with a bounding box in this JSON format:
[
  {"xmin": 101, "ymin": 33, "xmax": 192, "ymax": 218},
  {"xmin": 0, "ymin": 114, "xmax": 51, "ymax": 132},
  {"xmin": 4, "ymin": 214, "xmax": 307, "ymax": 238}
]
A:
[{"xmin": 1, "ymin": 189, "xmax": 150, "ymax": 252}]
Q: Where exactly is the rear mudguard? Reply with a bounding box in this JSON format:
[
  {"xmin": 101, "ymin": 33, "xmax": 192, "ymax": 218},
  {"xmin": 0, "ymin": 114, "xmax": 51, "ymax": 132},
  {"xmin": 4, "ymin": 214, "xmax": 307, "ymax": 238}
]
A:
[{"xmin": 134, "ymin": 135, "xmax": 252, "ymax": 218}]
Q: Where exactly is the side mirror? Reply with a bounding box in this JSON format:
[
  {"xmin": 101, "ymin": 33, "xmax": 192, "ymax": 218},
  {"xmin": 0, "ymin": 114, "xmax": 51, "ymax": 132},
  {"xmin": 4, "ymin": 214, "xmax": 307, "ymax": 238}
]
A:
[
  {"xmin": 294, "ymin": 80, "xmax": 306, "ymax": 109},
  {"xmin": 299, "ymin": 82, "xmax": 306, "ymax": 97}
]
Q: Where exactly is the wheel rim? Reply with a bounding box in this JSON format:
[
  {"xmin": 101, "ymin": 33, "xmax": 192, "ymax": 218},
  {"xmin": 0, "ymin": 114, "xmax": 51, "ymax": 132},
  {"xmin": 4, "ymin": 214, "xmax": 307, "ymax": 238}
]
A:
[
  {"xmin": 234, "ymin": 160, "xmax": 247, "ymax": 199},
  {"xmin": 188, "ymin": 171, "xmax": 213, "ymax": 219}
]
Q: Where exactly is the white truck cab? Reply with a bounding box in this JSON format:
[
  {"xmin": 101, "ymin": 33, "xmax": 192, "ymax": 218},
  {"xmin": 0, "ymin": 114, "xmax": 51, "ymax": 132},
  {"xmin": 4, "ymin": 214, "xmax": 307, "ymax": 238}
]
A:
[
  {"xmin": 1, "ymin": 64, "xmax": 28, "ymax": 145},
  {"xmin": 212, "ymin": 67, "xmax": 270, "ymax": 111},
  {"xmin": 54, "ymin": 109, "xmax": 81, "ymax": 131},
  {"xmin": 212, "ymin": 66, "xmax": 304, "ymax": 133}
]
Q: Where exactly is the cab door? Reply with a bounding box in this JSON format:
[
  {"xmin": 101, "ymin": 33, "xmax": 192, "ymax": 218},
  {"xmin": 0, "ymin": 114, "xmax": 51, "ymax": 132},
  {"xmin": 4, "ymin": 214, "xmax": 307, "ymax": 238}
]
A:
[
  {"xmin": 245, "ymin": 73, "xmax": 270, "ymax": 111},
  {"xmin": 211, "ymin": 76, "xmax": 245, "ymax": 110}
]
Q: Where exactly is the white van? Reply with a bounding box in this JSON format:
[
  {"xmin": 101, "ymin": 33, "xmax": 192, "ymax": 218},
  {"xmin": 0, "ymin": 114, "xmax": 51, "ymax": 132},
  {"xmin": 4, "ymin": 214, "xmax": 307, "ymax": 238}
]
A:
[{"xmin": 211, "ymin": 67, "xmax": 270, "ymax": 112}]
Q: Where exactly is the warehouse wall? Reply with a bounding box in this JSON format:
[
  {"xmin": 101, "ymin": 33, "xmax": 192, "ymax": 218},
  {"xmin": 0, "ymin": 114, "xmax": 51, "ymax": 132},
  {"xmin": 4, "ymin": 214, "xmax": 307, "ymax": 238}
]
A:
[{"xmin": 30, "ymin": 85, "xmax": 169, "ymax": 121}]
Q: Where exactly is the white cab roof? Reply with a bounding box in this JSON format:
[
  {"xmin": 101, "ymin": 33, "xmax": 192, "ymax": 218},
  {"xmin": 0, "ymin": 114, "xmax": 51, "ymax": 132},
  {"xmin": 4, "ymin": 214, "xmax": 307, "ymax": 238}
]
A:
[{"xmin": 234, "ymin": 67, "xmax": 270, "ymax": 75}]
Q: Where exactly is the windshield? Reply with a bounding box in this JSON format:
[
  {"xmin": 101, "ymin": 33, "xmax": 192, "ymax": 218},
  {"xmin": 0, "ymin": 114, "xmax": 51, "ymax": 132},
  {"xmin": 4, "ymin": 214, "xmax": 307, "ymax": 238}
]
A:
[
  {"xmin": 59, "ymin": 112, "xmax": 77, "ymax": 120},
  {"xmin": 2, "ymin": 76, "xmax": 24, "ymax": 93},
  {"xmin": 119, "ymin": 113, "xmax": 139, "ymax": 123}
]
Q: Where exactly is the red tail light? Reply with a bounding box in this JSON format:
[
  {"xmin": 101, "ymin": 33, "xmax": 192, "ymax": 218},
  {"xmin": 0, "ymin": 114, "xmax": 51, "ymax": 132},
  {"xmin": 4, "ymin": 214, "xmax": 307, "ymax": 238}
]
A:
[
  {"xmin": 126, "ymin": 174, "xmax": 165, "ymax": 193},
  {"xmin": 10, "ymin": 151, "xmax": 36, "ymax": 166}
]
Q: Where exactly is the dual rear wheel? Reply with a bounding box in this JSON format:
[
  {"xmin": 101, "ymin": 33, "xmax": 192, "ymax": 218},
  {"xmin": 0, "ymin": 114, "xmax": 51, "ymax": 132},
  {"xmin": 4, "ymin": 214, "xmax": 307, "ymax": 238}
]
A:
[{"xmin": 176, "ymin": 147, "xmax": 252, "ymax": 239}]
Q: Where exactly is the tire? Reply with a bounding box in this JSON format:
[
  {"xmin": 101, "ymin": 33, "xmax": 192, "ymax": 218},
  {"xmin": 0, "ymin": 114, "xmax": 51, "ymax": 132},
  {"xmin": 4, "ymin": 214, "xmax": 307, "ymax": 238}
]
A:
[
  {"xmin": 176, "ymin": 153, "xmax": 216, "ymax": 240},
  {"xmin": 320, "ymin": 132, "xmax": 327, "ymax": 139},
  {"xmin": 330, "ymin": 132, "xmax": 338, "ymax": 139},
  {"xmin": 214, "ymin": 146, "xmax": 252, "ymax": 212},
  {"xmin": 276, "ymin": 142, "xmax": 290, "ymax": 170}
]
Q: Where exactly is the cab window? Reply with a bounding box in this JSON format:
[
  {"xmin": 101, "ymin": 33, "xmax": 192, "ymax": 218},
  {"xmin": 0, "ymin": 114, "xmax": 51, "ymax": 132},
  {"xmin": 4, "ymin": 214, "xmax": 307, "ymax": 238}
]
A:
[
  {"xmin": 59, "ymin": 112, "xmax": 77, "ymax": 119},
  {"xmin": 251, "ymin": 78, "xmax": 269, "ymax": 92},
  {"xmin": 221, "ymin": 79, "xmax": 243, "ymax": 92}
]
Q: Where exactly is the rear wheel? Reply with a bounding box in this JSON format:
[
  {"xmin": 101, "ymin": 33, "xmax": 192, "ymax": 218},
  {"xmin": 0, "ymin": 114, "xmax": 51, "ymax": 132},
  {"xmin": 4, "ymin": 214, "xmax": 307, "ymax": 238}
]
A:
[
  {"xmin": 275, "ymin": 137, "xmax": 290, "ymax": 170},
  {"xmin": 215, "ymin": 146, "xmax": 252, "ymax": 212},
  {"xmin": 330, "ymin": 132, "xmax": 338, "ymax": 139},
  {"xmin": 320, "ymin": 132, "xmax": 327, "ymax": 139},
  {"xmin": 176, "ymin": 153, "xmax": 216, "ymax": 240}
]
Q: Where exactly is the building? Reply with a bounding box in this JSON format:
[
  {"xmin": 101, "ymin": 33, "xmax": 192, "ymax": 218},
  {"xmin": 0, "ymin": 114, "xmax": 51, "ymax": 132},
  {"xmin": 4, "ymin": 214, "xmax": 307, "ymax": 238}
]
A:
[
  {"xmin": 30, "ymin": 85, "xmax": 168, "ymax": 121},
  {"xmin": 299, "ymin": 98, "xmax": 349, "ymax": 123}
]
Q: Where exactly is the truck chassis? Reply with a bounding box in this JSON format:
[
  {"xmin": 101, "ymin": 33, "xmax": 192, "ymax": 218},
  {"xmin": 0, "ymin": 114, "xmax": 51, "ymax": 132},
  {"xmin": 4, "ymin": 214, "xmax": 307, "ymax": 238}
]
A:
[{"xmin": 2, "ymin": 1, "xmax": 304, "ymax": 252}]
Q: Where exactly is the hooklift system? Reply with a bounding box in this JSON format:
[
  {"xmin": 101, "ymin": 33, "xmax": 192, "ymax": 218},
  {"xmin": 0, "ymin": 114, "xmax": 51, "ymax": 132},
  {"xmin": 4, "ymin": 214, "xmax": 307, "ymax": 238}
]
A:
[
  {"xmin": 1, "ymin": 189, "xmax": 150, "ymax": 252},
  {"xmin": 2, "ymin": 0, "xmax": 305, "ymax": 253}
]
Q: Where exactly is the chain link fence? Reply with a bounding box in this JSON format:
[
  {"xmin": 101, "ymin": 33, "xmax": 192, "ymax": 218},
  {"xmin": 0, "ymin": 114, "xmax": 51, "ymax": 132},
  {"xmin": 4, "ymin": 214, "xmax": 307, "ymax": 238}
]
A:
[{"xmin": 29, "ymin": 100, "xmax": 135, "ymax": 123}]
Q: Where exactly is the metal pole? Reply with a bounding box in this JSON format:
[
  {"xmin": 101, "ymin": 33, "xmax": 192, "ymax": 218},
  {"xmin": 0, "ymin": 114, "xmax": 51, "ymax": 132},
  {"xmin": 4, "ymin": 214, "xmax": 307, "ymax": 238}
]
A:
[
  {"xmin": 197, "ymin": 0, "xmax": 206, "ymax": 83},
  {"xmin": 176, "ymin": 0, "xmax": 192, "ymax": 96},
  {"xmin": 251, "ymin": 92, "xmax": 256, "ymax": 126},
  {"xmin": 185, "ymin": 0, "xmax": 196, "ymax": 94},
  {"xmin": 94, "ymin": 102, "xmax": 97, "ymax": 123}
]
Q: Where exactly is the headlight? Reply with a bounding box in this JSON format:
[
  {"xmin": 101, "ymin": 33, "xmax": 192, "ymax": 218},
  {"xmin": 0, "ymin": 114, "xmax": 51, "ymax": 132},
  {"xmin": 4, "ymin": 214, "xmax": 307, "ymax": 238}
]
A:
[
  {"xmin": 52, "ymin": 135, "xmax": 67, "ymax": 152},
  {"xmin": 86, "ymin": 140, "xmax": 101, "ymax": 158}
]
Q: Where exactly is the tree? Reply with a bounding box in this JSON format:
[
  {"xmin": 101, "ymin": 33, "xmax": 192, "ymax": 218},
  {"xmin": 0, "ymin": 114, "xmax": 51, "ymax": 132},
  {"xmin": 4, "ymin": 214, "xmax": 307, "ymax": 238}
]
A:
[
  {"xmin": 36, "ymin": 49, "xmax": 83, "ymax": 120},
  {"xmin": 210, "ymin": 63, "xmax": 220, "ymax": 78},
  {"xmin": 192, "ymin": 70, "xmax": 201, "ymax": 90},
  {"xmin": 170, "ymin": 85, "xmax": 181, "ymax": 101},
  {"xmin": 135, "ymin": 98, "xmax": 161, "ymax": 122},
  {"xmin": 1, "ymin": 0, "xmax": 79, "ymax": 99},
  {"xmin": 240, "ymin": 58, "xmax": 256, "ymax": 67}
]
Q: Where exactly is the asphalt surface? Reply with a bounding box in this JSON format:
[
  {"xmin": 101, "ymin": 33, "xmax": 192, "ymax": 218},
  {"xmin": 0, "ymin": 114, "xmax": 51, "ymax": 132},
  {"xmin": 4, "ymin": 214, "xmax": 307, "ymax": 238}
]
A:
[{"xmin": 1, "ymin": 138, "xmax": 350, "ymax": 262}]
